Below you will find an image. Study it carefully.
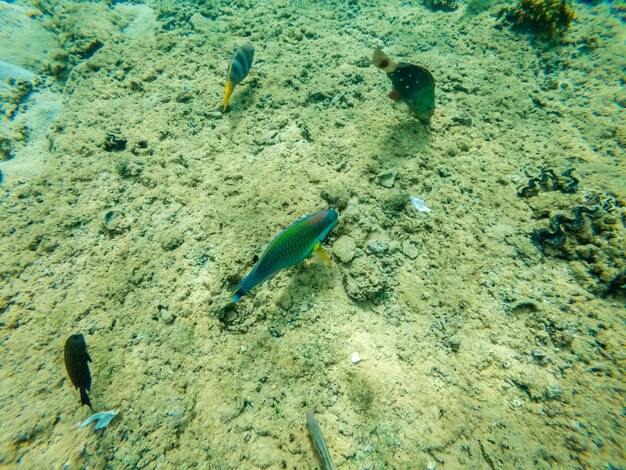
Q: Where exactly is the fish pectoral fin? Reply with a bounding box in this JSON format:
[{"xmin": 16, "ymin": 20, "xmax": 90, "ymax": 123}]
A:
[
  {"xmin": 312, "ymin": 243, "xmax": 332, "ymax": 267},
  {"xmin": 388, "ymin": 89, "xmax": 402, "ymax": 101}
]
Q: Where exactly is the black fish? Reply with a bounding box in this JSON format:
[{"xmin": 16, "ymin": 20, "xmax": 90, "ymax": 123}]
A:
[
  {"xmin": 373, "ymin": 47, "xmax": 435, "ymax": 124},
  {"xmin": 64, "ymin": 334, "xmax": 92, "ymax": 409}
]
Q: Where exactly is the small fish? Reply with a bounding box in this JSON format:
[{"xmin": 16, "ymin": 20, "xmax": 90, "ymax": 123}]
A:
[
  {"xmin": 223, "ymin": 44, "xmax": 255, "ymax": 112},
  {"xmin": 305, "ymin": 411, "xmax": 334, "ymax": 470},
  {"xmin": 81, "ymin": 410, "xmax": 118, "ymax": 431},
  {"xmin": 64, "ymin": 334, "xmax": 92, "ymax": 410},
  {"xmin": 231, "ymin": 210, "xmax": 338, "ymax": 303},
  {"xmin": 372, "ymin": 47, "xmax": 435, "ymax": 124}
]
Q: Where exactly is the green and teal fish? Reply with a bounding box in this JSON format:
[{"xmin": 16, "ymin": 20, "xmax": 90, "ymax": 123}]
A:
[
  {"xmin": 231, "ymin": 210, "xmax": 339, "ymax": 303},
  {"xmin": 373, "ymin": 47, "xmax": 435, "ymax": 124},
  {"xmin": 305, "ymin": 411, "xmax": 334, "ymax": 470}
]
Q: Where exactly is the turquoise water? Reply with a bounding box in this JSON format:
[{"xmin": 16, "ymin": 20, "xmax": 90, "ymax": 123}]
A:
[{"xmin": 0, "ymin": 0, "xmax": 624, "ymax": 468}]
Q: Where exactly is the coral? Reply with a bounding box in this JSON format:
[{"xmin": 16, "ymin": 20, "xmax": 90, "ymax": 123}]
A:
[
  {"xmin": 422, "ymin": 0, "xmax": 459, "ymax": 12},
  {"xmin": 504, "ymin": 0, "xmax": 575, "ymax": 39}
]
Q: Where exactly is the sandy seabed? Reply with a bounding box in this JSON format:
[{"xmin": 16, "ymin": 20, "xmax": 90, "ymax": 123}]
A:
[{"xmin": 0, "ymin": 0, "xmax": 624, "ymax": 468}]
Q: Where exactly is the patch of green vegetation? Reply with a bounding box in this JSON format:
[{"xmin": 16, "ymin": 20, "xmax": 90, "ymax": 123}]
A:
[
  {"xmin": 422, "ymin": 0, "xmax": 459, "ymax": 12},
  {"xmin": 346, "ymin": 371, "xmax": 376, "ymax": 413},
  {"xmin": 381, "ymin": 192, "xmax": 408, "ymax": 216}
]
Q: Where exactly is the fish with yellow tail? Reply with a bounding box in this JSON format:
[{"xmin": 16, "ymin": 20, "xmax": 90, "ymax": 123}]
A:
[
  {"xmin": 231, "ymin": 210, "xmax": 338, "ymax": 303},
  {"xmin": 372, "ymin": 47, "xmax": 435, "ymax": 124},
  {"xmin": 223, "ymin": 44, "xmax": 255, "ymax": 112}
]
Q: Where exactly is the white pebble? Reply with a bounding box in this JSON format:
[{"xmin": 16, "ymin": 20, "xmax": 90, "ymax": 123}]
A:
[
  {"xmin": 410, "ymin": 196, "xmax": 431, "ymax": 213},
  {"xmin": 351, "ymin": 352, "xmax": 362, "ymax": 364}
]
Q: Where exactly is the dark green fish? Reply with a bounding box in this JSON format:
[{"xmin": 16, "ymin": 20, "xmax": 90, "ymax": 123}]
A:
[
  {"xmin": 373, "ymin": 47, "xmax": 435, "ymax": 124},
  {"xmin": 231, "ymin": 210, "xmax": 338, "ymax": 303},
  {"xmin": 64, "ymin": 334, "xmax": 92, "ymax": 409},
  {"xmin": 305, "ymin": 411, "xmax": 334, "ymax": 470}
]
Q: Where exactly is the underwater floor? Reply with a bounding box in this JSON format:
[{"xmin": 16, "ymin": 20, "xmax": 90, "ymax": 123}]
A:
[{"xmin": 0, "ymin": 0, "xmax": 624, "ymax": 468}]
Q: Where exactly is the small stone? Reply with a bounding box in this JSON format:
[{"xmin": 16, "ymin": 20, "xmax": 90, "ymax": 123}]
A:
[
  {"xmin": 160, "ymin": 310, "xmax": 175, "ymax": 324},
  {"xmin": 452, "ymin": 115, "xmax": 472, "ymax": 126},
  {"xmin": 320, "ymin": 183, "xmax": 349, "ymax": 210},
  {"xmin": 103, "ymin": 131, "xmax": 127, "ymax": 152},
  {"xmin": 333, "ymin": 235, "xmax": 357, "ymax": 263},
  {"xmin": 401, "ymin": 241, "xmax": 419, "ymax": 259},
  {"xmin": 530, "ymin": 348, "xmax": 548, "ymax": 365},
  {"xmin": 381, "ymin": 192, "xmax": 408, "ymax": 215},
  {"xmin": 278, "ymin": 292, "xmax": 292, "ymax": 310},
  {"xmin": 367, "ymin": 239, "xmax": 389, "ymax": 255},
  {"xmin": 377, "ymin": 170, "xmax": 397, "ymax": 188},
  {"xmin": 545, "ymin": 384, "xmax": 563, "ymax": 400},
  {"xmin": 102, "ymin": 210, "xmax": 130, "ymax": 235},
  {"xmin": 268, "ymin": 326, "xmax": 283, "ymax": 338},
  {"xmin": 343, "ymin": 256, "xmax": 385, "ymax": 303},
  {"xmin": 448, "ymin": 335, "xmax": 462, "ymax": 352},
  {"xmin": 161, "ymin": 233, "xmax": 184, "ymax": 251}
]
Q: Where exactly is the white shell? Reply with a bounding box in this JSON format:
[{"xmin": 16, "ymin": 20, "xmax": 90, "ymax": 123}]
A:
[
  {"xmin": 351, "ymin": 352, "xmax": 362, "ymax": 364},
  {"xmin": 410, "ymin": 196, "xmax": 431, "ymax": 213}
]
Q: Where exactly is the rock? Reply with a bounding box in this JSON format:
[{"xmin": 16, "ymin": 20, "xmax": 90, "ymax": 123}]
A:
[
  {"xmin": 102, "ymin": 209, "xmax": 130, "ymax": 235},
  {"xmin": 447, "ymin": 334, "xmax": 462, "ymax": 352},
  {"xmin": 367, "ymin": 239, "xmax": 389, "ymax": 255},
  {"xmin": 381, "ymin": 192, "xmax": 408, "ymax": 215},
  {"xmin": 333, "ymin": 235, "xmax": 357, "ymax": 263},
  {"xmin": 103, "ymin": 131, "xmax": 127, "ymax": 152},
  {"xmin": 452, "ymin": 115, "xmax": 472, "ymax": 126},
  {"xmin": 160, "ymin": 309, "xmax": 175, "ymax": 324},
  {"xmin": 320, "ymin": 183, "xmax": 349, "ymax": 210},
  {"xmin": 160, "ymin": 232, "xmax": 184, "ymax": 251},
  {"xmin": 401, "ymin": 240, "xmax": 419, "ymax": 259},
  {"xmin": 544, "ymin": 384, "xmax": 563, "ymax": 400},
  {"xmin": 377, "ymin": 170, "xmax": 397, "ymax": 188},
  {"xmin": 343, "ymin": 256, "xmax": 385, "ymax": 302}
]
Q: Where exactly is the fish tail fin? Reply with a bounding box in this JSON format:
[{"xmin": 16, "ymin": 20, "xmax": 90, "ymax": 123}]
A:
[
  {"xmin": 230, "ymin": 289, "xmax": 242, "ymax": 303},
  {"xmin": 80, "ymin": 388, "xmax": 92, "ymax": 410},
  {"xmin": 230, "ymin": 280, "xmax": 246, "ymax": 303},
  {"xmin": 372, "ymin": 47, "xmax": 396, "ymax": 73},
  {"xmin": 312, "ymin": 242, "xmax": 332, "ymax": 267},
  {"xmin": 223, "ymin": 77, "xmax": 234, "ymax": 112}
]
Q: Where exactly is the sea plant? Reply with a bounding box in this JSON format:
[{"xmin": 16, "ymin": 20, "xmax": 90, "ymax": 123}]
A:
[
  {"xmin": 504, "ymin": 0, "xmax": 575, "ymax": 39},
  {"xmin": 422, "ymin": 0, "xmax": 459, "ymax": 12}
]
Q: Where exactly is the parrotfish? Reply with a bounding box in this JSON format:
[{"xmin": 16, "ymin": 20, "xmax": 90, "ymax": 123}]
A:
[
  {"xmin": 223, "ymin": 44, "xmax": 255, "ymax": 112},
  {"xmin": 64, "ymin": 334, "xmax": 92, "ymax": 409},
  {"xmin": 372, "ymin": 47, "xmax": 435, "ymax": 124},
  {"xmin": 305, "ymin": 411, "xmax": 334, "ymax": 470},
  {"xmin": 231, "ymin": 210, "xmax": 339, "ymax": 303}
]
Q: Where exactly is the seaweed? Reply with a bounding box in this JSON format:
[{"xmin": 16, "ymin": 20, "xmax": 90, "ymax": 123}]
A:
[
  {"xmin": 502, "ymin": 0, "xmax": 575, "ymax": 39},
  {"xmin": 0, "ymin": 137, "xmax": 15, "ymax": 161},
  {"xmin": 422, "ymin": 0, "xmax": 459, "ymax": 12}
]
